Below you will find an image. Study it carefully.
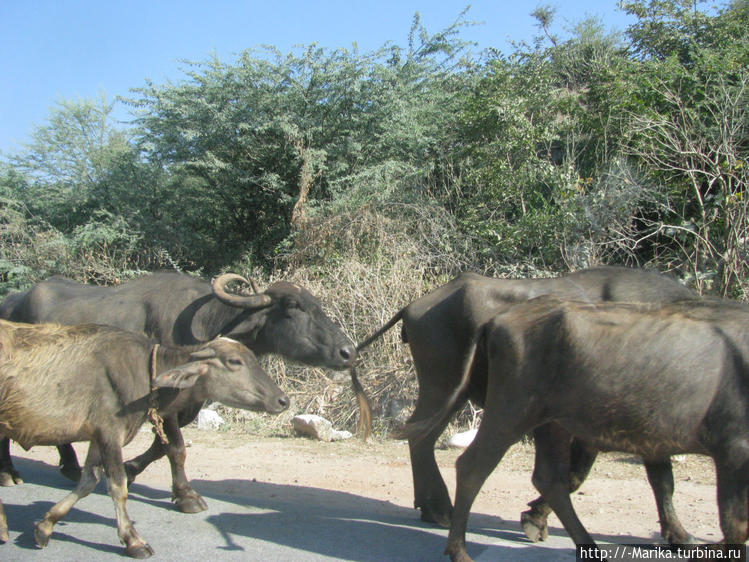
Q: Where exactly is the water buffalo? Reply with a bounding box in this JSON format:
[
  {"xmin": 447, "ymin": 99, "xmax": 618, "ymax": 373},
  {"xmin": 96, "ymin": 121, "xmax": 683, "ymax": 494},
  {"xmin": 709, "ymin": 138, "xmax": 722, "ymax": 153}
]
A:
[
  {"xmin": 0, "ymin": 319, "xmax": 287, "ymax": 557},
  {"xmin": 425, "ymin": 297, "xmax": 749, "ymax": 561},
  {"xmin": 0, "ymin": 271, "xmax": 360, "ymax": 512},
  {"xmin": 0, "ymin": 291, "xmax": 25, "ymax": 320},
  {"xmin": 357, "ymin": 266, "xmax": 699, "ymax": 541}
]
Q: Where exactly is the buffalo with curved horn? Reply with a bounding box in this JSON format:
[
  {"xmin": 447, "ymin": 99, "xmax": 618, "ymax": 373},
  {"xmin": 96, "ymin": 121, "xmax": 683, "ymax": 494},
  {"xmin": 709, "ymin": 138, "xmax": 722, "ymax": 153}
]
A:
[{"xmin": 0, "ymin": 271, "xmax": 369, "ymax": 513}]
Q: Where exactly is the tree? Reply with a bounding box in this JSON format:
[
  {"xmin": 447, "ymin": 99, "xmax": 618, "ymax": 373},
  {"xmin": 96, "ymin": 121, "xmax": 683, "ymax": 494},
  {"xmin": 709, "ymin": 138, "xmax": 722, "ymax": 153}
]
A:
[
  {"xmin": 618, "ymin": 0, "xmax": 749, "ymax": 295},
  {"xmin": 128, "ymin": 11, "xmax": 477, "ymax": 270},
  {"xmin": 448, "ymin": 9, "xmax": 634, "ymax": 270},
  {"xmin": 6, "ymin": 94, "xmax": 134, "ymax": 230},
  {"xmin": 0, "ymin": 96, "xmax": 175, "ymax": 284}
]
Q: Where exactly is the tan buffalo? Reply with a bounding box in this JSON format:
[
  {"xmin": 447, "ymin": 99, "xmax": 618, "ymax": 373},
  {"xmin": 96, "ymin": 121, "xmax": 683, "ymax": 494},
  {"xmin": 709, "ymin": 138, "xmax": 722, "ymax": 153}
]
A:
[{"xmin": 0, "ymin": 319, "xmax": 287, "ymax": 557}]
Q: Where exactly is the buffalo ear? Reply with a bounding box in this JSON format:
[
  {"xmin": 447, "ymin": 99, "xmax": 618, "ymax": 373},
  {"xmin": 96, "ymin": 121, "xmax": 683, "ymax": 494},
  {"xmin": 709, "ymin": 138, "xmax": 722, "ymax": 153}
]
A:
[
  {"xmin": 189, "ymin": 347, "xmax": 216, "ymax": 360},
  {"xmin": 153, "ymin": 362, "xmax": 209, "ymax": 389}
]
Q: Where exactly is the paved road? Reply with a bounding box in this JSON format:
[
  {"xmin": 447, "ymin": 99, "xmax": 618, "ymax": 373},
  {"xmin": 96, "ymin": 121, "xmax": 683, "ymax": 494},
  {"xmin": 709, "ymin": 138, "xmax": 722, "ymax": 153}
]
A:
[{"xmin": 0, "ymin": 455, "xmax": 580, "ymax": 561}]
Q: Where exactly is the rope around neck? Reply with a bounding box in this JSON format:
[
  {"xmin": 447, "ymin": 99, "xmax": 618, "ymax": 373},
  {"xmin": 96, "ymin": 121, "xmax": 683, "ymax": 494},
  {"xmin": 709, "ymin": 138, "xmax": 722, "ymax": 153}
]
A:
[{"xmin": 147, "ymin": 343, "xmax": 169, "ymax": 445}]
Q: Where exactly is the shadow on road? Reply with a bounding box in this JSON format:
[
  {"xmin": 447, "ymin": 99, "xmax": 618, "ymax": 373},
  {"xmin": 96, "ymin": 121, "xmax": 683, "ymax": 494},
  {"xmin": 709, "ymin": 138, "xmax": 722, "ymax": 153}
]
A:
[
  {"xmin": 191, "ymin": 477, "xmax": 581, "ymax": 561},
  {"xmin": 1, "ymin": 455, "xmax": 673, "ymax": 561}
]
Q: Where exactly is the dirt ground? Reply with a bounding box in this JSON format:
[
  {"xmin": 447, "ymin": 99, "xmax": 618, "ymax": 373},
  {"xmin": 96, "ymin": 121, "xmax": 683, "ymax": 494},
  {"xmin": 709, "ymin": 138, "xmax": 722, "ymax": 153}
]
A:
[{"xmin": 11, "ymin": 423, "xmax": 723, "ymax": 547}]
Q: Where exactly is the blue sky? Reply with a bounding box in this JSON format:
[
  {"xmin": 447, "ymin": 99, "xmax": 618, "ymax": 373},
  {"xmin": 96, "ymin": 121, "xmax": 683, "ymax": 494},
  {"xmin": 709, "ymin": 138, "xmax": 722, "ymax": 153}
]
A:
[{"xmin": 0, "ymin": 1, "xmax": 634, "ymax": 155}]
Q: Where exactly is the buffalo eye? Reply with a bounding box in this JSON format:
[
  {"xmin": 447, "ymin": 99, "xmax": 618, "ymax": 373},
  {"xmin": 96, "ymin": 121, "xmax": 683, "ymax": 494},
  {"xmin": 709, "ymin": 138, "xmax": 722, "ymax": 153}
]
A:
[
  {"xmin": 226, "ymin": 357, "xmax": 244, "ymax": 370},
  {"xmin": 283, "ymin": 300, "xmax": 304, "ymax": 317}
]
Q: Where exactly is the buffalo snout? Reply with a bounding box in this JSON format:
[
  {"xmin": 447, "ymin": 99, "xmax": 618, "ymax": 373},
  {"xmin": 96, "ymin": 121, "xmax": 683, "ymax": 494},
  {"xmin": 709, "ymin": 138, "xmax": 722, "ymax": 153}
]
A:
[
  {"xmin": 338, "ymin": 344, "xmax": 356, "ymax": 365},
  {"xmin": 268, "ymin": 393, "xmax": 291, "ymax": 414}
]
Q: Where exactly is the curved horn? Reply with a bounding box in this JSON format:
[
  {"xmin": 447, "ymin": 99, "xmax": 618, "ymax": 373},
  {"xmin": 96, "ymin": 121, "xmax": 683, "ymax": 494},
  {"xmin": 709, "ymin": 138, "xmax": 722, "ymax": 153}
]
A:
[
  {"xmin": 250, "ymin": 279, "xmax": 262, "ymax": 294},
  {"xmin": 212, "ymin": 273, "xmax": 273, "ymax": 309}
]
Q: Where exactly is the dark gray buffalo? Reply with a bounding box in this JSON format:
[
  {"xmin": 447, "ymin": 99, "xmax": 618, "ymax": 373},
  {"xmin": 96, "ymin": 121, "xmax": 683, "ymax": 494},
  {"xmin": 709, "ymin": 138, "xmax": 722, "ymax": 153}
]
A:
[
  {"xmin": 0, "ymin": 272, "xmax": 358, "ymax": 512},
  {"xmin": 357, "ymin": 266, "xmax": 698, "ymax": 542},
  {"xmin": 0, "ymin": 319, "xmax": 288, "ymax": 557},
  {"xmin": 425, "ymin": 297, "xmax": 749, "ymax": 562}
]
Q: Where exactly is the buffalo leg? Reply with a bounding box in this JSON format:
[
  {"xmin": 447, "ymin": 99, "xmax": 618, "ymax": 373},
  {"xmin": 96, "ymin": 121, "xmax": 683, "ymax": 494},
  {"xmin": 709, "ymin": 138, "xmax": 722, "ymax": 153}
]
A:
[
  {"xmin": 406, "ymin": 326, "xmax": 470, "ymax": 529},
  {"xmin": 124, "ymin": 437, "xmax": 167, "ymax": 485},
  {"xmin": 0, "ymin": 437, "xmax": 22, "ymax": 486},
  {"xmin": 162, "ymin": 415, "xmax": 207, "ymax": 513},
  {"xmin": 644, "ymin": 459, "xmax": 694, "ymax": 544},
  {"xmin": 715, "ymin": 463, "xmax": 749, "ymax": 545},
  {"xmin": 0, "ymin": 498, "xmax": 7, "ymax": 543},
  {"xmin": 445, "ymin": 415, "xmax": 522, "ymax": 562},
  {"xmin": 407, "ymin": 397, "xmax": 464, "ymax": 528},
  {"xmin": 57, "ymin": 444, "xmax": 82, "ymax": 482},
  {"xmin": 124, "ymin": 403, "xmax": 201, "ymax": 485},
  {"xmin": 531, "ymin": 424, "xmax": 600, "ymax": 549},
  {"xmin": 99, "ymin": 436, "xmax": 154, "ymax": 558},
  {"xmin": 521, "ymin": 432, "xmax": 597, "ymax": 542},
  {"xmin": 35, "ymin": 445, "xmax": 103, "ymax": 549}
]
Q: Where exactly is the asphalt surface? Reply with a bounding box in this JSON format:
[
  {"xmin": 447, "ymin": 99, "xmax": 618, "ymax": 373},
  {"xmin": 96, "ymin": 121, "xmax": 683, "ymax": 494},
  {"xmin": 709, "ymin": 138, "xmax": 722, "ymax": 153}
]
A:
[{"xmin": 0, "ymin": 455, "xmax": 580, "ymax": 561}]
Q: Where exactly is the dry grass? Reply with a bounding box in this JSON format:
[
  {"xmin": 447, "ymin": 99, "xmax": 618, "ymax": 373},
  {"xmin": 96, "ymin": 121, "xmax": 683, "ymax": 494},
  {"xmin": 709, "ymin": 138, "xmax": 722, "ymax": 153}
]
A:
[
  {"xmin": 263, "ymin": 255, "xmax": 424, "ymax": 437},
  {"xmin": 218, "ymin": 202, "xmax": 484, "ymax": 438},
  {"xmin": 212, "ymin": 204, "xmax": 573, "ymax": 439}
]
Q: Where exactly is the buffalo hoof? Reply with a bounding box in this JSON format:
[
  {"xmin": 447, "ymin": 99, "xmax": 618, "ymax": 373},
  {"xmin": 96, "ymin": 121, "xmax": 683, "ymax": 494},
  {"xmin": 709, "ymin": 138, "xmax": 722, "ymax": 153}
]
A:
[
  {"xmin": 665, "ymin": 531, "xmax": 697, "ymax": 546},
  {"xmin": 521, "ymin": 509, "xmax": 549, "ymax": 542},
  {"xmin": 0, "ymin": 469, "xmax": 22, "ymax": 486},
  {"xmin": 126, "ymin": 542, "xmax": 155, "ymax": 558},
  {"xmin": 33, "ymin": 521, "xmax": 52, "ymax": 548},
  {"xmin": 445, "ymin": 544, "xmax": 473, "ymax": 562},
  {"xmin": 420, "ymin": 506, "xmax": 452, "ymax": 528},
  {"xmin": 59, "ymin": 465, "xmax": 82, "ymax": 483},
  {"xmin": 174, "ymin": 493, "xmax": 208, "ymax": 514}
]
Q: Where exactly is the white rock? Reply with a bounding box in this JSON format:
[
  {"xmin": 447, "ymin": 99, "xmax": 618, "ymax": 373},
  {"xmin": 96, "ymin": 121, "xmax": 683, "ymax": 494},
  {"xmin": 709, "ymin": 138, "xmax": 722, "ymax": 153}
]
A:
[
  {"xmin": 292, "ymin": 414, "xmax": 334, "ymax": 442},
  {"xmin": 331, "ymin": 429, "xmax": 353, "ymax": 441},
  {"xmin": 197, "ymin": 409, "xmax": 225, "ymax": 430},
  {"xmin": 447, "ymin": 429, "xmax": 477, "ymax": 449}
]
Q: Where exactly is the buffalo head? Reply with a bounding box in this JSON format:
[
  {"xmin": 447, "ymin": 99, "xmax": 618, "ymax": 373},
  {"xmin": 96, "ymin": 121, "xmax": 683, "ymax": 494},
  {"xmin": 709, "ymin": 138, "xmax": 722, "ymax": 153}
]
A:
[
  {"xmin": 154, "ymin": 337, "xmax": 290, "ymax": 414},
  {"xmin": 211, "ymin": 274, "xmax": 356, "ymax": 370}
]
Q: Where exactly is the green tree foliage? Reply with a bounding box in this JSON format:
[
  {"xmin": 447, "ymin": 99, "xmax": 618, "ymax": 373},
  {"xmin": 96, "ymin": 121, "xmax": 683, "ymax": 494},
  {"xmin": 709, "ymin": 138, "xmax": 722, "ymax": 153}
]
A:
[
  {"xmin": 7, "ymin": 95, "xmax": 131, "ymax": 229},
  {"xmin": 7, "ymin": 2, "xmax": 749, "ymax": 436},
  {"xmin": 445, "ymin": 0, "xmax": 748, "ymax": 293},
  {"xmin": 448, "ymin": 13, "xmax": 633, "ymax": 269},
  {"xmin": 0, "ymin": 96, "xmax": 173, "ymax": 290},
  {"xmin": 1, "ymin": 2, "xmax": 747, "ymax": 298},
  {"xmin": 127, "ymin": 11, "xmax": 476, "ymax": 270},
  {"xmin": 618, "ymin": 0, "xmax": 749, "ymax": 294}
]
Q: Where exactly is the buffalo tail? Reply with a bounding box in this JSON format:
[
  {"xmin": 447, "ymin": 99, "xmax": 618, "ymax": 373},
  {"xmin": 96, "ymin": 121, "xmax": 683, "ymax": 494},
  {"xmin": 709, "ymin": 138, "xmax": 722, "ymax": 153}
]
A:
[{"xmin": 350, "ymin": 367, "xmax": 373, "ymax": 441}]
